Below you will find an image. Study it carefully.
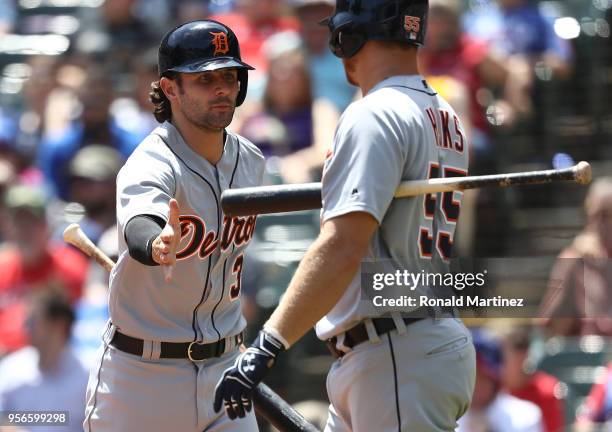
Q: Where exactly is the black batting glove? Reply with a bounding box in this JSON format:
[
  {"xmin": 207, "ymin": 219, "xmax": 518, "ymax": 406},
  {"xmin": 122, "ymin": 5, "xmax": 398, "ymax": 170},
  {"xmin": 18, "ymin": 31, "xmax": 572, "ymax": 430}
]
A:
[{"xmin": 213, "ymin": 329, "xmax": 285, "ymax": 419}]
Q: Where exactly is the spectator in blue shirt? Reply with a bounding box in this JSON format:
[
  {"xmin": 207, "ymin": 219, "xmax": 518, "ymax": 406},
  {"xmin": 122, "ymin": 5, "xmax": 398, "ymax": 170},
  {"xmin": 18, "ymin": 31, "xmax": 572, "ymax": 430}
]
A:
[
  {"xmin": 466, "ymin": 0, "xmax": 571, "ymax": 61},
  {"xmin": 464, "ymin": 0, "xmax": 572, "ymax": 121},
  {"xmin": 291, "ymin": 0, "xmax": 356, "ymax": 113},
  {"xmin": 37, "ymin": 70, "xmax": 143, "ymax": 199}
]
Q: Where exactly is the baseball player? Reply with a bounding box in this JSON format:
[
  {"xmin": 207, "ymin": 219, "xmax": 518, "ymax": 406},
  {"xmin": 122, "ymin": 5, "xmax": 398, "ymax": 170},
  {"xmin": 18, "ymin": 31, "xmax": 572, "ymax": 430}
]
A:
[
  {"xmin": 214, "ymin": 1, "xmax": 477, "ymax": 431},
  {"xmin": 84, "ymin": 20, "xmax": 265, "ymax": 431}
]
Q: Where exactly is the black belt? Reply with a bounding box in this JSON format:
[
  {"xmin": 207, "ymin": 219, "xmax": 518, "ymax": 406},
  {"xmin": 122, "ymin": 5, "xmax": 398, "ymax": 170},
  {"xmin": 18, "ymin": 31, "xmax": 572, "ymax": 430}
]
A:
[
  {"xmin": 110, "ymin": 330, "xmax": 244, "ymax": 362},
  {"xmin": 326, "ymin": 307, "xmax": 454, "ymax": 359}
]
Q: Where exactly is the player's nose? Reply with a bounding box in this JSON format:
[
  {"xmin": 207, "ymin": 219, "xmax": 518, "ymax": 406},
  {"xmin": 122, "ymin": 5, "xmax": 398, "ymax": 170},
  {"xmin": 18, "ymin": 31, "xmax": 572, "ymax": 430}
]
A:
[{"xmin": 213, "ymin": 80, "xmax": 231, "ymax": 97}]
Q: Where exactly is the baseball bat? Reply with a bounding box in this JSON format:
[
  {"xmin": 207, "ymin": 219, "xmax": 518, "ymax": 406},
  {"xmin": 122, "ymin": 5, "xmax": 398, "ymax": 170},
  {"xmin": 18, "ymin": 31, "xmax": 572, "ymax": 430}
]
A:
[
  {"xmin": 221, "ymin": 161, "xmax": 592, "ymax": 216},
  {"xmin": 63, "ymin": 224, "xmax": 320, "ymax": 432},
  {"xmin": 63, "ymin": 224, "xmax": 115, "ymax": 272}
]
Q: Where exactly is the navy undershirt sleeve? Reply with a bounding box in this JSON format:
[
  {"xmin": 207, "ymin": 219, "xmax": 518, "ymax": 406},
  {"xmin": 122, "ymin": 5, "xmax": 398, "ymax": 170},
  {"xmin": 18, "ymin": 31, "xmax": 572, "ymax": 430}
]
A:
[{"xmin": 125, "ymin": 214, "xmax": 166, "ymax": 266}]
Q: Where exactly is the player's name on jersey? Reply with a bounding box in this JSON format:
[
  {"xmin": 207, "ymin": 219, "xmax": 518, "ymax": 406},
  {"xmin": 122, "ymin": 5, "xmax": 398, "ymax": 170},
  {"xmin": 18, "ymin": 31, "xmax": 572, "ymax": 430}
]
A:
[
  {"xmin": 425, "ymin": 107, "xmax": 466, "ymax": 154},
  {"xmin": 372, "ymin": 295, "xmax": 525, "ymax": 308}
]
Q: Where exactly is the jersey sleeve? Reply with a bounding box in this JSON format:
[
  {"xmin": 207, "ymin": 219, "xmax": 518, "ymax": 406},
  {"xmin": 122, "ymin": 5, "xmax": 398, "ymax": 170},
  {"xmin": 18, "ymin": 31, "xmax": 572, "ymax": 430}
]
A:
[
  {"xmin": 256, "ymin": 149, "xmax": 266, "ymax": 186},
  {"xmin": 116, "ymin": 142, "xmax": 176, "ymax": 236},
  {"xmin": 321, "ymin": 103, "xmax": 406, "ymax": 224}
]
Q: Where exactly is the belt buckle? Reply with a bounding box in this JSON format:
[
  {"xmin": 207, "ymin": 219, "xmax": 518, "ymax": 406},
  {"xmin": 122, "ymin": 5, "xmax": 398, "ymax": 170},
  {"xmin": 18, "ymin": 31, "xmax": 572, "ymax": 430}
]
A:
[{"xmin": 188, "ymin": 341, "xmax": 207, "ymax": 362}]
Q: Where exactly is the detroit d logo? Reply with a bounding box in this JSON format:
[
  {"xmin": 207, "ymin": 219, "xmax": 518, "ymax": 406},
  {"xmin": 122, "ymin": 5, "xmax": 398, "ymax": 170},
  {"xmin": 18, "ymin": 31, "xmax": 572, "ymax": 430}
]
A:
[{"xmin": 210, "ymin": 31, "xmax": 230, "ymax": 56}]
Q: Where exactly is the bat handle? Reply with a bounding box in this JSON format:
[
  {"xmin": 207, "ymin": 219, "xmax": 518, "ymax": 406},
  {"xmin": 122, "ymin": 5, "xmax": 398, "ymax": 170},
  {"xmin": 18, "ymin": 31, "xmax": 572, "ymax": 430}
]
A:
[
  {"xmin": 253, "ymin": 383, "xmax": 320, "ymax": 432},
  {"xmin": 574, "ymin": 161, "xmax": 592, "ymax": 185}
]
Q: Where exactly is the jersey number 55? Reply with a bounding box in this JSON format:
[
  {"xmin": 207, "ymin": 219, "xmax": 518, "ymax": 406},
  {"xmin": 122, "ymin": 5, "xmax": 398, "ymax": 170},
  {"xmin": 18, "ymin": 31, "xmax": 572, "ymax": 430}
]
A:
[{"xmin": 418, "ymin": 162, "xmax": 467, "ymax": 261}]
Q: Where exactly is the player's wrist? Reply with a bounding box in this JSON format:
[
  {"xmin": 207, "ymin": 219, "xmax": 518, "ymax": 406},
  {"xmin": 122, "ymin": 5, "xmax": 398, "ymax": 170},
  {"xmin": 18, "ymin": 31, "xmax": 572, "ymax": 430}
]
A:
[
  {"xmin": 254, "ymin": 329, "xmax": 286, "ymax": 361},
  {"xmin": 148, "ymin": 235, "xmax": 162, "ymax": 266},
  {"xmin": 262, "ymin": 326, "xmax": 290, "ymax": 350}
]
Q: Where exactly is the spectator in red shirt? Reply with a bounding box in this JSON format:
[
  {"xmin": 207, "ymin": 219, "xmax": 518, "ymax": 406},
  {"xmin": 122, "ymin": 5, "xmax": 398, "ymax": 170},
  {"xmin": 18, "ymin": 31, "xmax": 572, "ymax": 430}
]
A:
[
  {"xmin": 499, "ymin": 325, "xmax": 565, "ymax": 432},
  {"xmin": 0, "ymin": 185, "xmax": 88, "ymax": 355}
]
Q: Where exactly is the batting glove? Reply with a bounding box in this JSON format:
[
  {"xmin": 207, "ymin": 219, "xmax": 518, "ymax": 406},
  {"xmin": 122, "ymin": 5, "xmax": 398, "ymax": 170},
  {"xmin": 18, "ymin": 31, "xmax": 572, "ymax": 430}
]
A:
[{"xmin": 213, "ymin": 329, "xmax": 285, "ymax": 419}]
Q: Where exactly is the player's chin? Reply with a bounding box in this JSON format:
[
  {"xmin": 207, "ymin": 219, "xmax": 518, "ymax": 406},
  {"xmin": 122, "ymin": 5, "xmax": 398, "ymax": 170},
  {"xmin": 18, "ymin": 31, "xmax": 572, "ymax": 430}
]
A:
[{"xmin": 201, "ymin": 112, "xmax": 235, "ymax": 130}]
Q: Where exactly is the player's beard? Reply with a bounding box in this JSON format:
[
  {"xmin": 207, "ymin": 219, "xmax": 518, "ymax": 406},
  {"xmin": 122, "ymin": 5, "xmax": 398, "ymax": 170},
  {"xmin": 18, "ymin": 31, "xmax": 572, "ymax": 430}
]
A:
[{"xmin": 180, "ymin": 95, "xmax": 236, "ymax": 132}]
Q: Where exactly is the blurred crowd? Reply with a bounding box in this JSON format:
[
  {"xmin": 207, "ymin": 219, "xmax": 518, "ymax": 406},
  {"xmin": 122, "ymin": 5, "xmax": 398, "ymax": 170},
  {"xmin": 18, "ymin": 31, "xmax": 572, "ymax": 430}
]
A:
[{"xmin": 0, "ymin": 0, "xmax": 610, "ymax": 431}]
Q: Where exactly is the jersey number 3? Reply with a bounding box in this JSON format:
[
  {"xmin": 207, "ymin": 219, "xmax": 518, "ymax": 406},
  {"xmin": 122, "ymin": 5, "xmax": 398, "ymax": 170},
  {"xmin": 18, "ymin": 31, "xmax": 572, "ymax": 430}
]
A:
[
  {"xmin": 418, "ymin": 162, "xmax": 467, "ymax": 260},
  {"xmin": 229, "ymin": 254, "xmax": 244, "ymax": 301}
]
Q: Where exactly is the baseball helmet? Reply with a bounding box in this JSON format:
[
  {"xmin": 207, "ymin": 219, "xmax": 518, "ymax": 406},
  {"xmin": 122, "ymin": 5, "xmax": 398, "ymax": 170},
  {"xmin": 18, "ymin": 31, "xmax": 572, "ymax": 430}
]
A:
[
  {"xmin": 323, "ymin": 0, "xmax": 429, "ymax": 58},
  {"xmin": 158, "ymin": 20, "xmax": 254, "ymax": 106}
]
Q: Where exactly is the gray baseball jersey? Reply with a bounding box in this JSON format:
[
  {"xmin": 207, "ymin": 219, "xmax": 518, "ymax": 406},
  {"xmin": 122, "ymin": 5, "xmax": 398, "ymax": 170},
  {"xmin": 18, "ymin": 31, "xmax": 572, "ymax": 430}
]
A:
[
  {"xmin": 111, "ymin": 121, "xmax": 265, "ymax": 343},
  {"xmin": 316, "ymin": 75, "xmax": 469, "ymax": 340}
]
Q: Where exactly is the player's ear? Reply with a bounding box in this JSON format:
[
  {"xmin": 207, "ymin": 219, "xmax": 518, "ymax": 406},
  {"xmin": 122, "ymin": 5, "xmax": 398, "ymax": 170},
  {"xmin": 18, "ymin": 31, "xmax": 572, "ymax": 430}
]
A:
[{"xmin": 160, "ymin": 76, "xmax": 179, "ymax": 101}]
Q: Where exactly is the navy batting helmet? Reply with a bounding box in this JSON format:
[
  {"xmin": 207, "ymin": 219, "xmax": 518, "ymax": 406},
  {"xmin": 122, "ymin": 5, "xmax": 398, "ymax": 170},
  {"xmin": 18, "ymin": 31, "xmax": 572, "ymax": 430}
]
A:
[
  {"xmin": 323, "ymin": 0, "xmax": 428, "ymax": 58},
  {"xmin": 158, "ymin": 20, "xmax": 254, "ymax": 106}
]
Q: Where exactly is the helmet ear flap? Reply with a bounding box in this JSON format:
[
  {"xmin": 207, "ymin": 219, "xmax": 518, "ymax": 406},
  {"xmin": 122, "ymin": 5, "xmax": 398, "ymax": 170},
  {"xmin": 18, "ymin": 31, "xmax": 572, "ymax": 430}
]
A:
[
  {"xmin": 236, "ymin": 68, "xmax": 248, "ymax": 106},
  {"xmin": 336, "ymin": 31, "xmax": 367, "ymax": 58},
  {"xmin": 328, "ymin": 18, "xmax": 367, "ymax": 58}
]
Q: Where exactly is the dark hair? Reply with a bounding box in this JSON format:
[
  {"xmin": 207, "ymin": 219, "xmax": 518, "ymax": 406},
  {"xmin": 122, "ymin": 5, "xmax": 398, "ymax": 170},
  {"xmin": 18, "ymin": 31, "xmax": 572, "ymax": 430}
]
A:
[
  {"xmin": 264, "ymin": 50, "xmax": 312, "ymax": 114},
  {"xmin": 150, "ymin": 79, "xmax": 171, "ymax": 123},
  {"xmin": 31, "ymin": 289, "xmax": 75, "ymax": 337},
  {"xmin": 149, "ymin": 74, "xmax": 182, "ymax": 123}
]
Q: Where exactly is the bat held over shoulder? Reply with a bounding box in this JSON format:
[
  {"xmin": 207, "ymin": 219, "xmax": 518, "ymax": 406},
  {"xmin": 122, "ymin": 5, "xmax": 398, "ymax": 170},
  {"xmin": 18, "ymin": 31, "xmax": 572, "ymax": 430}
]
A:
[{"xmin": 221, "ymin": 161, "xmax": 592, "ymax": 217}]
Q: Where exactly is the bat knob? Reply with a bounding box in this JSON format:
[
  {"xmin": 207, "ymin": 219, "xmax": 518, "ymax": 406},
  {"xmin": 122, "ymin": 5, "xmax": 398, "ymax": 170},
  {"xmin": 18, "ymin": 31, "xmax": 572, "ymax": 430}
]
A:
[
  {"xmin": 63, "ymin": 223, "xmax": 81, "ymax": 243},
  {"xmin": 574, "ymin": 161, "xmax": 592, "ymax": 185}
]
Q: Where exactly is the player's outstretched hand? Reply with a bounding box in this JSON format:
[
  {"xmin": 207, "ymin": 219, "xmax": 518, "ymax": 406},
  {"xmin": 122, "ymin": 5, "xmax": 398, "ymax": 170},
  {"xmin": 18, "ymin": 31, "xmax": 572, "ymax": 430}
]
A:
[
  {"xmin": 213, "ymin": 330, "xmax": 284, "ymax": 419},
  {"xmin": 152, "ymin": 198, "xmax": 180, "ymax": 283}
]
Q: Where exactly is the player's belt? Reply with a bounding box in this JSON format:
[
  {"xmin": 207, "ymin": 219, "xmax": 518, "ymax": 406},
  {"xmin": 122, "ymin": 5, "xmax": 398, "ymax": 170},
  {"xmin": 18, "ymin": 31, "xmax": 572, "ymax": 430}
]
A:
[
  {"xmin": 326, "ymin": 307, "xmax": 454, "ymax": 359},
  {"xmin": 110, "ymin": 330, "xmax": 244, "ymax": 362}
]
